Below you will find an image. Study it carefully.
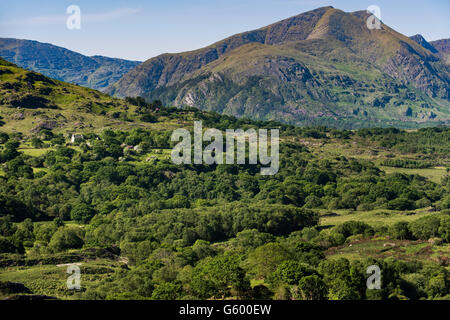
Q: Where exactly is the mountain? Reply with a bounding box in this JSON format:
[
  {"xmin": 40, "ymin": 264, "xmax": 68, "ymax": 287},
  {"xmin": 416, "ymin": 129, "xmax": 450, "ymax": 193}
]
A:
[
  {"xmin": 409, "ymin": 34, "xmax": 438, "ymax": 54},
  {"xmin": 430, "ymin": 38, "xmax": 450, "ymax": 64},
  {"xmin": 108, "ymin": 6, "xmax": 450, "ymax": 128},
  {"xmin": 0, "ymin": 38, "xmax": 141, "ymax": 91}
]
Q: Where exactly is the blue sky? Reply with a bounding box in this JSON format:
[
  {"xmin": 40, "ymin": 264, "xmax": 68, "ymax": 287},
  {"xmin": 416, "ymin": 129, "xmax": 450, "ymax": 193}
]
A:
[{"xmin": 0, "ymin": 0, "xmax": 448, "ymax": 61}]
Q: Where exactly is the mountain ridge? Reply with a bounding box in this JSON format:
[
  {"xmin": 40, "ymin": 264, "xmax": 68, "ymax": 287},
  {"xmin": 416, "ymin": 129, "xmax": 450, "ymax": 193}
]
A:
[
  {"xmin": 107, "ymin": 7, "xmax": 449, "ymax": 128},
  {"xmin": 430, "ymin": 38, "xmax": 450, "ymax": 64},
  {"xmin": 409, "ymin": 34, "xmax": 439, "ymax": 54},
  {"xmin": 0, "ymin": 38, "xmax": 141, "ymax": 91}
]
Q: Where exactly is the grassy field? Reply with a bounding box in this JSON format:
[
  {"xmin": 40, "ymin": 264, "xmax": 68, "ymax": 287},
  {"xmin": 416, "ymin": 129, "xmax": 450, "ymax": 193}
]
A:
[
  {"xmin": 19, "ymin": 147, "xmax": 52, "ymax": 157},
  {"xmin": 319, "ymin": 208, "xmax": 443, "ymax": 228},
  {"xmin": 0, "ymin": 258, "xmax": 124, "ymax": 300},
  {"xmin": 325, "ymin": 239, "xmax": 450, "ymax": 266},
  {"xmin": 379, "ymin": 166, "xmax": 447, "ymax": 184}
]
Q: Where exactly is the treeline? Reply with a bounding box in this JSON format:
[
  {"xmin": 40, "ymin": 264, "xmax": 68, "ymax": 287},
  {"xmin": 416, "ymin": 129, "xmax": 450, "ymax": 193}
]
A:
[
  {"xmin": 356, "ymin": 127, "xmax": 450, "ymax": 157},
  {"xmin": 381, "ymin": 159, "xmax": 434, "ymax": 169}
]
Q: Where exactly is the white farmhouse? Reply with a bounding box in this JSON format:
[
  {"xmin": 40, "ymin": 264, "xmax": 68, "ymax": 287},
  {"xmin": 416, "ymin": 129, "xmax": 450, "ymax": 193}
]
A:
[{"xmin": 71, "ymin": 134, "xmax": 84, "ymax": 143}]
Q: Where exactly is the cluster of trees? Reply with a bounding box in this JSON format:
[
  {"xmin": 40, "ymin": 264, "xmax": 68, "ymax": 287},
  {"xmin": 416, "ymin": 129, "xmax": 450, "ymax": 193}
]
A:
[
  {"xmin": 0, "ymin": 121, "xmax": 449, "ymax": 300},
  {"xmin": 356, "ymin": 127, "xmax": 450, "ymax": 157},
  {"xmin": 80, "ymin": 232, "xmax": 449, "ymax": 300},
  {"xmin": 381, "ymin": 159, "xmax": 433, "ymax": 169},
  {"xmin": 390, "ymin": 215, "xmax": 450, "ymax": 242}
]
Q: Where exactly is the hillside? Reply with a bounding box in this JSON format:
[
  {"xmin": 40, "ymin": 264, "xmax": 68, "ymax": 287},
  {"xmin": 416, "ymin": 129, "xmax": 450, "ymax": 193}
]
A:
[
  {"xmin": 0, "ymin": 53, "xmax": 449, "ymax": 302},
  {"xmin": 108, "ymin": 7, "xmax": 450, "ymax": 128},
  {"xmin": 0, "ymin": 38, "xmax": 141, "ymax": 91},
  {"xmin": 430, "ymin": 38, "xmax": 450, "ymax": 64},
  {"xmin": 1, "ymin": 108, "xmax": 449, "ymax": 300},
  {"xmin": 409, "ymin": 34, "xmax": 439, "ymax": 54},
  {"xmin": 0, "ymin": 57, "xmax": 165, "ymax": 135},
  {"xmin": 0, "ymin": 56, "xmax": 264, "ymax": 137}
]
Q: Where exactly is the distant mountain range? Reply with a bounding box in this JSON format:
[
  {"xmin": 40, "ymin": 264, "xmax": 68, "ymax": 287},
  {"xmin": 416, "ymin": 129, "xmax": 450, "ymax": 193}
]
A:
[
  {"xmin": 0, "ymin": 38, "xmax": 141, "ymax": 91},
  {"xmin": 1, "ymin": 6, "xmax": 449, "ymax": 128}
]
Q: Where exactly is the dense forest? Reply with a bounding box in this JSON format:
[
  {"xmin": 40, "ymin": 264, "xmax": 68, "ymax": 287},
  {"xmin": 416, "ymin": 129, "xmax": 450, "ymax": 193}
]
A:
[{"xmin": 0, "ymin": 104, "xmax": 449, "ymax": 300}]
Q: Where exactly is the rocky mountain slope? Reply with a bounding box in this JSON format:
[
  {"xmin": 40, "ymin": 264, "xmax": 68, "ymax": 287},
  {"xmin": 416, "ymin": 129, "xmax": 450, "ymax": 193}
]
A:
[
  {"xmin": 430, "ymin": 38, "xmax": 450, "ymax": 64},
  {"xmin": 409, "ymin": 34, "xmax": 439, "ymax": 54},
  {"xmin": 108, "ymin": 6, "xmax": 449, "ymax": 128},
  {"xmin": 0, "ymin": 38, "xmax": 141, "ymax": 91}
]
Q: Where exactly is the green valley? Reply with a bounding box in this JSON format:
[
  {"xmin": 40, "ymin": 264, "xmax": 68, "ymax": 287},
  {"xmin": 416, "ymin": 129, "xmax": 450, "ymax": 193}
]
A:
[{"xmin": 0, "ymin": 5, "xmax": 449, "ymax": 303}]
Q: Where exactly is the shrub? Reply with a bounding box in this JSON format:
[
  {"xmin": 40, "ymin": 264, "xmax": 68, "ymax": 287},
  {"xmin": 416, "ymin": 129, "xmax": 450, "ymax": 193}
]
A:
[
  {"xmin": 387, "ymin": 198, "xmax": 415, "ymax": 210},
  {"xmin": 267, "ymin": 260, "xmax": 316, "ymax": 286},
  {"xmin": 389, "ymin": 221, "xmax": 413, "ymax": 240},
  {"xmin": 48, "ymin": 226, "xmax": 84, "ymax": 252},
  {"xmin": 409, "ymin": 216, "xmax": 441, "ymax": 240},
  {"xmin": 0, "ymin": 236, "xmax": 23, "ymax": 253},
  {"xmin": 295, "ymin": 275, "xmax": 328, "ymax": 300},
  {"xmin": 334, "ymin": 221, "xmax": 374, "ymax": 239}
]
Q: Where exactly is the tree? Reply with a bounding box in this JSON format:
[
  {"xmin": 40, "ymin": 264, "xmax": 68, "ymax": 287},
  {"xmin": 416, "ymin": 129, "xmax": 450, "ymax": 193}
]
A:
[
  {"xmin": 31, "ymin": 137, "xmax": 44, "ymax": 148},
  {"xmin": 438, "ymin": 215, "xmax": 450, "ymax": 242},
  {"xmin": 295, "ymin": 275, "xmax": 328, "ymax": 300},
  {"xmin": 0, "ymin": 215, "xmax": 16, "ymax": 236},
  {"xmin": 1, "ymin": 141, "xmax": 20, "ymax": 162},
  {"xmin": 0, "ymin": 132, "xmax": 9, "ymax": 144},
  {"xmin": 48, "ymin": 226, "xmax": 84, "ymax": 252},
  {"xmin": 387, "ymin": 198, "xmax": 415, "ymax": 210},
  {"xmin": 151, "ymin": 282, "xmax": 182, "ymax": 300},
  {"xmin": 0, "ymin": 236, "xmax": 23, "ymax": 253},
  {"xmin": 409, "ymin": 216, "xmax": 441, "ymax": 240},
  {"xmin": 192, "ymin": 240, "xmax": 217, "ymax": 260},
  {"xmin": 4, "ymin": 157, "xmax": 33, "ymax": 179},
  {"xmin": 230, "ymin": 229, "xmax": 274, "ymax": 252},
  {"xmin": 141, "ymin": 114, "xmax": 157, "ymax": 123},
  {"xmin": 291, "ymin": 242, "xmax": 325, "ymax": 266},
  {"xmin": 190, "ymin": 254, "xmax": 250, "ymax": 299},
  {"xmin": 327, "ymin": 278, "xmax": 361, "ymax": 300},
  {"xmin": 426, "ymin": 274, "xmax": 449, "ymax": 298},
  {"xmin": 13, "ymin": 218, "xmax": 34, "ymax": 247},
  {"xmin": 389, "ymin": 221, "xmax": 413, "ymax": 240},
  {"xmin": 245, "ymin": 243, "xmax": 292, "ymax": 279},
  {"xmin": 70, "ymin": 203, "xmax": 96, "ymax": 223},
  {"xmin": 334, "ymin": 221, "xmax": 374, "ymax": 238},
  {"xmin": 318, "ymin": 258, "xmax": 365, "ymax": 300},
  {"xmin": 34, "ymin": 223, "xmax": 58, "ymax": 244},
  {"xmin": 267, "ymin": 260, "xmax": 316, "ymax": 286},
  {"xmin": 303, "ymin": 195, "xmax": 322, "ymax": 208}
]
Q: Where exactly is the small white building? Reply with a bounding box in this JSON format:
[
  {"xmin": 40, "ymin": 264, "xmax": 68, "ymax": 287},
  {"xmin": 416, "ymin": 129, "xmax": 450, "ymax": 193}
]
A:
[{"xmin": 71, "ymin": 134, "xmax": 84, "ymax": 143}]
